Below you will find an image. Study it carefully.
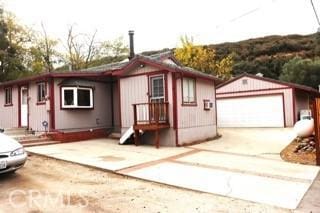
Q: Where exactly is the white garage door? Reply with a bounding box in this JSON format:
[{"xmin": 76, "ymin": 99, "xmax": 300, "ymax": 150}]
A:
[{"xmin": 217, "ymin": 95, "xmax": 284, "ymax": 127}]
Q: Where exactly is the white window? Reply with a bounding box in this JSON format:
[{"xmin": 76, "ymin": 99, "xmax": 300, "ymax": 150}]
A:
[
  {"xmin": 182, "ymin": 78, "xmax": 196, "ymax": 104},
  {"xmin": 4, "ymin": 87, "xmax": 12, "ymax": 105},
  {"xmin": 37, "ymin": 82, "xmax": 47, "ymax": 103},
  {"xmin": 61, "ymin": 87, "xmax": 93, "ymax": 109}
]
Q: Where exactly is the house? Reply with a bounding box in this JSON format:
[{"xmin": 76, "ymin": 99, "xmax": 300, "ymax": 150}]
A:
[
  {"xmin": 216, "ymin": 73, "xmax": 320, "ymax": 128},
  {"xmin": 0, "ymin": 32, "xmax": 220, "ymax": 147}
]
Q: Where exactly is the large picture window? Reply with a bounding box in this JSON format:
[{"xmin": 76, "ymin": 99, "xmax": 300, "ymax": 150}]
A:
[
  {"xmin": 182, "ymin": 77, "xmax": 196, "ymax": 105},
  {"xmin": 37, "ymin": 82, "xmax": 47, "ymax": 103},
  {"xmin": 61, "ymin": 87, "xmax": 93, "ymax": 109},
  {"xmin": 4, "ymin": 87, "xmax": 12, "ymax": 106}
]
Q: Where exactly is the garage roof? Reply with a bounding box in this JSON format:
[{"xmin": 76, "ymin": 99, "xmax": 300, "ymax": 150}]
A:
[{"xmin": 217, "ymin": 73, "xmax": 320, "ymax": 95}]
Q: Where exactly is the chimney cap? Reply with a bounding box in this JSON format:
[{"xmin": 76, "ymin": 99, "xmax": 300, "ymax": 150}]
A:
[{"xmin": 129, "ymin": 30, "xmax": 134, "ymax": 34}]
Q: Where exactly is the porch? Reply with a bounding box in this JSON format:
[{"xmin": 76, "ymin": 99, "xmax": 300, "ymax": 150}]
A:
[{"xmin": 133, "ymin": 102, "xmax": 170, "ymax": 148}]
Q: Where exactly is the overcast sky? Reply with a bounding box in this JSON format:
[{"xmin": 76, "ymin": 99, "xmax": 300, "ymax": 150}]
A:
[{"xmin": 3, "ymin": 0, "xmax": 320, "ymax": 53}]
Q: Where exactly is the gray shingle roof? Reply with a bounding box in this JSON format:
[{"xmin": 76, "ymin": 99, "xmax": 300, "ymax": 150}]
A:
[
  {"xmin": 0, "ymin": 51, "xmax": 221, "ymax": 87},
  {"xmin": 75, "ymin": 51, "xmax": 174, "ymax": 73}
]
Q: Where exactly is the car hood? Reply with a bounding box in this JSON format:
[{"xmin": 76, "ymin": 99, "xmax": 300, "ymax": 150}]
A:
[{"xmin": 0, "ymin": 133, "xmax": 22, "ymax": 153}]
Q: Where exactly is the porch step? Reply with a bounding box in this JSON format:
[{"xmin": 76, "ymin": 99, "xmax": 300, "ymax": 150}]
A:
[
  {"xmin": 13, "ymin": 134, "xmax": 43, "ymax": 141},
  {"xmin": 3, "ymin": 128, "xmax": 28, "ymax": 135},
  {"xmin": 19, "ymin": 136, "xmax": 61, "ymax": 147}
]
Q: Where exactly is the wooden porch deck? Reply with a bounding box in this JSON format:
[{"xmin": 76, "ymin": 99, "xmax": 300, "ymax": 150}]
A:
[{"xmin": 133, "ymin": 102, "xmax": 170, "ymax": 148}]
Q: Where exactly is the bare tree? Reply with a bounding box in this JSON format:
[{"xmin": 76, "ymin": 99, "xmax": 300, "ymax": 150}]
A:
[
  {"xmin": 40, "ymin": 23, "xmax": 55, "ymax": 72},
  {"xmin": 64, "ymin": 25, "xmax": 99, "ymax": 70}
]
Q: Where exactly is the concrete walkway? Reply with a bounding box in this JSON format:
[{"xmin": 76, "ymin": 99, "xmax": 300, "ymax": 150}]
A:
[
  {"xmin": 26, "ymin": 139, "xmax": 191, "ymax": 171},
  {"xmin": 26, "ymin": 128, "xmax": 319, "ymax": 210}
]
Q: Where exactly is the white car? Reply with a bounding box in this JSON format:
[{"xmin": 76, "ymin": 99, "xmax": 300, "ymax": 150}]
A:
[{"xmin": 0, "ymin": 133, "xmax": 27, "ymax": 174}]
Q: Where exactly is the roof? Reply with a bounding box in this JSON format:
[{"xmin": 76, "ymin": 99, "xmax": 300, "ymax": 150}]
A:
[
  {"xmin": 217, "ymin": 73, "xmax": 320, "ymax": 94},
  {"xmin": 0, "ymin": 51, "xmax": 221, "ymax": 87},
  {"xmin": 76, "ymin": 51, "xmax": 177, "ymax": 73},
  {"xmin": 129, "ymin": 54, "xmax": 221, "ymax": 82}
]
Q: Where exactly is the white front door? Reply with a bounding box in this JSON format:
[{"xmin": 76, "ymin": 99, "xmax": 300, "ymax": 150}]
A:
[
  {"xmin": 21, "ymin": 87, "xmax": 28, "ymax": 127},
  {"xmin": 149, "ymin": 75, "xmax": 166, "ymax": 122},
  {"xmin": 150, "ymin": 75, "xmax": 165, "ymax": 103},
  {"xmin": 217, "ymin": 95, "xmax": 285, "ymax": 127}
]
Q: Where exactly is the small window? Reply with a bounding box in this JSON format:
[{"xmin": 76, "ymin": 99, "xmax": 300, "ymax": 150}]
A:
[
  {"xmin": 4, "ymin": 87, "xmax": 12, "ymax": 105},
  {"xmin": 242, "ymin": 79, "xmax": 248, "ymax": 85},
  {"xmin": 61, "ymin": 87, "xmax": 93, "ymax": 109},
  {"xmin": 77, "ymin": 89, "xmax": 91, "ymax": 106},
  {"xmin": 182, "ymin": 77, "xmax": 196, "ymax": 104},
  {"xmin": 37, "ymin": 82, "xmax": 47, "ymax": 103}
]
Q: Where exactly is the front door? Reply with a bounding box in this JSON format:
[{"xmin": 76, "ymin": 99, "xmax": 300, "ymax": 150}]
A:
[
  {"xmin": 149, "ymin": 75, "xmax": 165, "ymax": 122},
  {"xmin": 150, "ymin": 75, "xmax": 165, "ymax": 103},
  {"xmin": 20, "ymin": 87, "xmax": 28, "ymax": 127}
]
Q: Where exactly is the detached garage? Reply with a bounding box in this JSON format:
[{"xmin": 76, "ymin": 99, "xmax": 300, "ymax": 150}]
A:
[{"xmin": 216, "ymin": 73, "xmax": 319, "ymax": 128}]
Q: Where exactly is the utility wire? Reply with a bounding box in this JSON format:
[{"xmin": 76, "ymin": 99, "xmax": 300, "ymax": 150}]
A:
[
  {"xmin": 310, "ymin": 0, "xmax": 320, "ymax": 26},
  {"xmin": 215, "ymin": 0, "xmax": 276, "ymax": 29}
]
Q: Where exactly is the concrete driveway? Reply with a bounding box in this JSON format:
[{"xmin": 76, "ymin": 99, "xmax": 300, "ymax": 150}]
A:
[
  {"xmin": 192, "ymin": 128, "xmax": 296, "ymax": 160},
  {"xmin": 26, "ymin": 128, "xmax": 319, "ymax": 210}
]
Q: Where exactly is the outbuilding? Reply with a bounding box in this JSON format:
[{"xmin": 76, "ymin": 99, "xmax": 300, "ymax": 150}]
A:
[{"xmin": 216, "ymin": 73, "xmax": 319, "ymax": 128}]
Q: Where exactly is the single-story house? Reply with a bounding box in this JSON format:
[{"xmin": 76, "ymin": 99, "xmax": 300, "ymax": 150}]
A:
[
  {"xmin": 0, "ymin": 33, "xmax": 220, "ymax": 147},
  {"xmin": 216, "ymin": 73, "xmax": 320, "ymax": 128}
]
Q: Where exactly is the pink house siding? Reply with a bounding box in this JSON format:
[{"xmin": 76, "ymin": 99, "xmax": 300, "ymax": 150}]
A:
[
  {"xmin": 119, "ymin": 65, "xmax": 177, "ymax": 146},
  {"xmin": 120, "ymin": 65, "xmax": 173, "ymax": 130},
  {"xmin": 0, "ymin": 86, "xmax": 19, "ymax": 128},
  {"xmin": 138, "ymin": 73, "xmax": 176, "ymax": 146},
  {"xmin": 166, "ymin": 73, "xmax": 174, "ymax": 127},
  {"xmin": 176, "ymin": 78, "xmax": 217, "ymax": 145},
  {"xmin": 218, "ymin": 76, "xmax": 287, "ymax": 93},
  {"xmin": 28, "ymin": 82, "xmax": 50, "ymax": 131},
  {"xmin": 54, "ymin": 79, "xmax": 112, "ymax": 131},
  {"xmin": 120, "ymin": 75, "xmax": 149, "ymax": 130},
  {"xmin": 112, "ymin": 81, "xmax": 120, "ymax": 132}
]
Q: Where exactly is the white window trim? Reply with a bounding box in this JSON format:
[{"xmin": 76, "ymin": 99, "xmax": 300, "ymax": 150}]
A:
[
  {"xmin": 182, "ymin": 77, "xmax": 196, "ymax": 104},
  {"xmin": 61, "ymin": 87, "xmax": 93, "ymax": 109},
  {"xmin": 150, "ymin": 74, "xmax": 165, "ymax": 102}
]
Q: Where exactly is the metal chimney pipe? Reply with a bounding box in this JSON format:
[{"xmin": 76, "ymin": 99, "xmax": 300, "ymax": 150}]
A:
[{"xmin": 128, "ymin": 30, "xmax": 135, "ymax": 60}]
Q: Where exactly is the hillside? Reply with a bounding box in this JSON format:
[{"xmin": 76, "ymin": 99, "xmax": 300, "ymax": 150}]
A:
[
  {"xmin": 143, "ymin": 33, "xmax": 320, "ymax": 81},
  {"xmin": 211, "ymin": 33, "xmax": 319, "ymax": 79}
]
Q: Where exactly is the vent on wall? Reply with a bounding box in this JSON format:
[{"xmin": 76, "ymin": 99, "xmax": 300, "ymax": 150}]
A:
[
  {"xmin": 203, "ymin": 100, "xmax": 212, "ymax": 110},
  {"xmin": 242, "ymin": 79, "xmax": 248, "ymax": 85}
]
